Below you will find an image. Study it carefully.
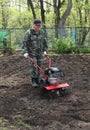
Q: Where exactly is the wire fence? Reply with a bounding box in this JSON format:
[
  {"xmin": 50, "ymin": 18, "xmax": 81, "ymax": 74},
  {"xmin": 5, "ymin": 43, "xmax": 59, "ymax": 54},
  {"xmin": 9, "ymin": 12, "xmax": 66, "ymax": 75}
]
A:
[{"xmin": 0, "ymin": 27, "xmax": 90, "ymax": 50}]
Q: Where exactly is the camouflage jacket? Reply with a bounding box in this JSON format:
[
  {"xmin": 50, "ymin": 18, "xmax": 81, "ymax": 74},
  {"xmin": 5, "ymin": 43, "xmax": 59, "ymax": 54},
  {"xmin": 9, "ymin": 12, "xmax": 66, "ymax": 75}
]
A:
[{"xmin": 22, "ymin": 28, "xmax": 48, "ymax": 57}]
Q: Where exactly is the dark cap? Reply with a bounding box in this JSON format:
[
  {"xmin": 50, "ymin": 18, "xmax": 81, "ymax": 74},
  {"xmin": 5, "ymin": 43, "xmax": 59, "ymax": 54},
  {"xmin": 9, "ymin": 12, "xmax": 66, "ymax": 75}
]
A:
[{"xmin": 34, "ymin": 19, "xmax": 41, "ymax": 25}]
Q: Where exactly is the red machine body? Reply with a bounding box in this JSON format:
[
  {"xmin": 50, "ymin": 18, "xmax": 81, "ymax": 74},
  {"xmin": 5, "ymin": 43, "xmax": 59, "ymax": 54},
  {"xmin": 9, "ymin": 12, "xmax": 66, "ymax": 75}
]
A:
[{"xmin": 27, "ymin": 55, "xmax": 69, "ymax": 93}]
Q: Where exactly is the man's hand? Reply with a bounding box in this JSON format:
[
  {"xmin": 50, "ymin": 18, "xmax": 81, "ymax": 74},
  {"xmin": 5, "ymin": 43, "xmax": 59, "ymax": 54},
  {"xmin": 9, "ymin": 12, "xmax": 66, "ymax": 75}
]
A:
[
  {"xmin": 43, "ymin": 51, "xmax": 47, "ymax": 56},
  {"xmin": 24, "ymin": 53, "xmax": 29, "ymax": 58}
]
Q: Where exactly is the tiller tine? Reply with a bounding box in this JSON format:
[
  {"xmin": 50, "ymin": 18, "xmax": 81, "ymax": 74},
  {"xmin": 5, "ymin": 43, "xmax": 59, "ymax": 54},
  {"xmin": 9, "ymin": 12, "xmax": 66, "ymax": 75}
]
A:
[{"xmin": 44, "ymin": 83, "xmax": 69, "ymax": 90}]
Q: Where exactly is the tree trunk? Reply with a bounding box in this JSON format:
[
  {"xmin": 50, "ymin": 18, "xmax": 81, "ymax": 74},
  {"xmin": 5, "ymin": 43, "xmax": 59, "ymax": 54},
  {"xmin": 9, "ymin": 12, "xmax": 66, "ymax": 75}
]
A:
[
  {"xmin": 53, "ymin": 0, "xmax": 72, "ymax": 38},
  {"xmin": 2, "ymin": 5, "xmax": 7, "ymax": 29},
  {"xmin": 39, "ymin": 0, "xmax": 45, "ymax": 24},
  {"xmin": 59, "ymin": 0, "xmax": 72, "ymax": 27},
  {"xmin": 81, "ymin": 28, "xmax": 90, "ymax": 46},
  {"xmin": 75, "ymin": 0, "xmax": 89, "ymax": 46},
  {"xmin": 53, "ymin": 0, "xmax": 61, "ymax": 38},
  {"xmin": 27, "ymin": 0, "xmax": 36, "ymax": 19}
]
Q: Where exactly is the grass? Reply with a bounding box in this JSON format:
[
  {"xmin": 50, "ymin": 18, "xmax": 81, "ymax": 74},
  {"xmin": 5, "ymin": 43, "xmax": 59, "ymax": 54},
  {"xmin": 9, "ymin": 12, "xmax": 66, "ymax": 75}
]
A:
[
  {"xmin": 0, "ymin": 118, "xmax": 16, "ymax": 130},
  {"xmin": 12, "ymin": 115, "xmax": 32, "ymax": 129},
  {"xmin": 18, "ymin": 120, "xmax": 31, "ymax": 129}
]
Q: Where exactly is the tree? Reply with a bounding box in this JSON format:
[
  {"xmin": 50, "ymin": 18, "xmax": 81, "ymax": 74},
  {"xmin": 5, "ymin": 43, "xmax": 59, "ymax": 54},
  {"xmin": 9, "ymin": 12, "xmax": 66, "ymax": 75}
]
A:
[
  {"xmin": 27, "ymin": 0, "xmax": 45, "ymax": 24},
  {"xmin": 53, "ymin": 0, "xmax": 72, "ymax": 37},
  {"xmin": 0, "ymin": 0, "xmax": 10, "ymax": 28},
  {"xmin": 75, "ymin": 0, "xmax": 90, "ymax": 46},
  {"xmin": 27, "ymin": 0, "xmax": 36, "ymax": 19},
  {"xmin": 39, "ymin": 0, "xmax": 45, "ymax": 24}
]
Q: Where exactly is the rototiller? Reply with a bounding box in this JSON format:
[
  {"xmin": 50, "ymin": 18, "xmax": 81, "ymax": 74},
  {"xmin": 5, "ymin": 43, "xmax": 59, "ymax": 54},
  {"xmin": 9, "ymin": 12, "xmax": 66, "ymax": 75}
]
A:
[{"xmin": 27, "ymin": 55, "xmax": 69, "ymax": 97}]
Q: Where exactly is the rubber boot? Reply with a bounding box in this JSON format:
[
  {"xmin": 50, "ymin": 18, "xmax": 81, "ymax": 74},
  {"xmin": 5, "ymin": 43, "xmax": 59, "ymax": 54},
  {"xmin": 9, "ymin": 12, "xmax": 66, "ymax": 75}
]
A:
[
  {"xmin": 36, "ymin": 78, "xmax": 39, "ymax": 84},
  {"xmin": 32, "ymin": 78, "xmax": 38, "ymax": 88}
]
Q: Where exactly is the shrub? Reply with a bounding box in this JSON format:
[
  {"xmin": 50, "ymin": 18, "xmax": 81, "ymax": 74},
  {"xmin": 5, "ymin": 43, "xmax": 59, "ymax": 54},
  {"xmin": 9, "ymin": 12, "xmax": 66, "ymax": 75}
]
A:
[
  {"xmin": 52, "ymin": 37, "xmax": 76, "ymax": 53},
  {"xmin": 52, "ymin": 38, "xmax": 90, "ymax": 54}
]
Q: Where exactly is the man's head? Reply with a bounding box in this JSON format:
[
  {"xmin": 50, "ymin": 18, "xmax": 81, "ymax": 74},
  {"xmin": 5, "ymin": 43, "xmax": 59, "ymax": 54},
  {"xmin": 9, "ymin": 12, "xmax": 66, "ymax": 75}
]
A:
[{"xmin": 33, "ymin": 19, "xmax": 41, "ymax": 31}]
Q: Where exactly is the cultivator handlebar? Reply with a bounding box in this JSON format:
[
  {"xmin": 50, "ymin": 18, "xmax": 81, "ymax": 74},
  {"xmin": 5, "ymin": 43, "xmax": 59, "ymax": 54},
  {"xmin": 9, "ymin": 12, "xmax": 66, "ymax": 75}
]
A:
[{"xmin": 26, "ymin": 55, "xmax": 51, "ymax": 80}]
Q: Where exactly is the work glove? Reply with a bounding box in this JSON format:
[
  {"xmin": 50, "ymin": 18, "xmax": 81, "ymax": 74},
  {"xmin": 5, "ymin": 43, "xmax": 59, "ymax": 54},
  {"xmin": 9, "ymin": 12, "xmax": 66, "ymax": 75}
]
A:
[
  {"xmin": 24, "ymin": 53, "xmax": 29, "ymax": 58},
  {"xmin": 43, "ymin": 51, "xmax": 47, "ymax": 56}
]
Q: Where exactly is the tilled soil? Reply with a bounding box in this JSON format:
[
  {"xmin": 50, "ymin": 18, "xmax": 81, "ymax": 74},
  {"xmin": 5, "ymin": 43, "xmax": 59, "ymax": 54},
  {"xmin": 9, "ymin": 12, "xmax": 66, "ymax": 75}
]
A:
[{"xmin": 0, "ymin": 54, "xmax": 90, "ymax": 130}]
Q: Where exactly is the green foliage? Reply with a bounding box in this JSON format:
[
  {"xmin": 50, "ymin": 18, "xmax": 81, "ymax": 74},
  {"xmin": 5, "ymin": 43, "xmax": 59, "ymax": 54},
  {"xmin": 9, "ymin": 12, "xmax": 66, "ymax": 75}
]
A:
[
  {"xmin": 75, "ymin": 47, "xmax": 90, "ymax": 53},
  {"xmin": 53, "ymin": 37, "xmax": 76, "ymax": 53},
  {"xmin": 7, "ymin": 8, "xmax": 21, "ymax": 28},
  {"xmin": 0, "ymin": 0, "xmax": 90, "ymax": 28},
  {"xmin": 1, "ymin": 46, "xmax": 14, "ymax": 55},
  {"xmin": 52, "ymin": 37, "xmax": 90, "ymax": 54},
  {"xmin": 20, "ymin": 10, "xmax": 34, "ymax": 28},
  {"xmin": 0, "ymin": 118, "xmax": 16, "ymax": 130},
  {"xmin": 18, "ymin": 119, "xmax": 31, "ymax": 129},
  {"xmin": 45, "ymin": 12, "xmax": 56, "ymax": 27},
  {"xmin": 67, "ymin": 0, "xmax": 90, "ymax": 27},
  {"xmin": 8, "ymin": 8, "xmax": 32, "ymax": 28}
]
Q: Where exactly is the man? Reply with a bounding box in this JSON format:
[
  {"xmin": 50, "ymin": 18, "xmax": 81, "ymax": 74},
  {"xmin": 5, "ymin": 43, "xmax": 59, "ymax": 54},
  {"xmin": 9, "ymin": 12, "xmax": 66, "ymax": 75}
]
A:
[{"xmin": 22, "ymin": 19, "xmax": 48, "ymax": 87}]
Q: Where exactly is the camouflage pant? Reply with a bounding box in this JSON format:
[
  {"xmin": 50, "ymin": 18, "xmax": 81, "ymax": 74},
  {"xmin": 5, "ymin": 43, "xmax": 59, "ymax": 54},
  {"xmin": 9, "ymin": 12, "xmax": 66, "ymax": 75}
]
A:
[{"xmin": 29, "ymin": 56, "xmax": 41, "ymax": 78}]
